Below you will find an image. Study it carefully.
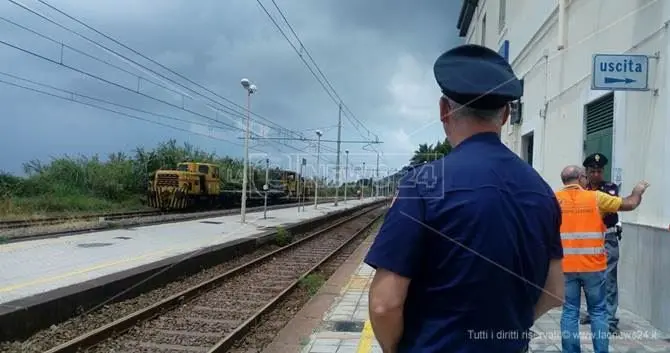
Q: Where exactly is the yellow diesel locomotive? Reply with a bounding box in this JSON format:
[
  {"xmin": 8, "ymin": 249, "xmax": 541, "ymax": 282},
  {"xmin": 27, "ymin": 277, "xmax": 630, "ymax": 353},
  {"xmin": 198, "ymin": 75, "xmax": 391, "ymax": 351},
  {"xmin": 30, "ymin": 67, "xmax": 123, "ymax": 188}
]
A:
[{"xmin": 147, "ymin": 162, "xmax": 314, "ymax": 211}]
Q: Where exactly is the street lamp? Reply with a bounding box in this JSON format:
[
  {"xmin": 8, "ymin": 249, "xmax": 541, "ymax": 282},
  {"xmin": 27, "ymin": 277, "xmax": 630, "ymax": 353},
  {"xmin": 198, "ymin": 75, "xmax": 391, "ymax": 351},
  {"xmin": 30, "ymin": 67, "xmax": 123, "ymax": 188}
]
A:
[
  {"xmin": 314, "ymin": 130, "xmax": 322, "ymax": 208},
  {"xmin": 240, "ymin": 78, "xmax": 257, "ymax": 224},
  {"xmin": 344, "ymin": 150, "xmax": 349, "ymax": 204}
]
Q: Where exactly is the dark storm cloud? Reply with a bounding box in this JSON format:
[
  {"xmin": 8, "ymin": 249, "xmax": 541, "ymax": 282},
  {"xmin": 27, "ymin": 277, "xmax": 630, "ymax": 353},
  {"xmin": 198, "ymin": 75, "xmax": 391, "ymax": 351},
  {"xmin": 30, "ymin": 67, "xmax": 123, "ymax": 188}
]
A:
[{"xmin": 0, "ymin": 0, "xmax": 462, "ymax": 177}]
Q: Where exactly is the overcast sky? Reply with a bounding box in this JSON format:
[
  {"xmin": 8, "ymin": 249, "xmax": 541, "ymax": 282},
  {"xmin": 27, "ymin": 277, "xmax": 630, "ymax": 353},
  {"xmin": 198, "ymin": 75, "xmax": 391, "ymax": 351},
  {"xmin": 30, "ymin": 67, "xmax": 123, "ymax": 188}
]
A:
[{"xmin": 0, "ymin": 0, "xmax": 462, "ymax": 180}]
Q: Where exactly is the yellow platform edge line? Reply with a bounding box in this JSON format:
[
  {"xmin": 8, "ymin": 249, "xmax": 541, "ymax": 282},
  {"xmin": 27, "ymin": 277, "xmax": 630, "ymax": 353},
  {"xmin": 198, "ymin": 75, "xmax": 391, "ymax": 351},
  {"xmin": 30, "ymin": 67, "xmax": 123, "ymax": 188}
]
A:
[
  {"xmin": 355, "ymin": 320, "xmax": 375, "ymax": 353},
  {"xmin": 340, "ymin": 271, "xmax": 358, "ymax": 293}
]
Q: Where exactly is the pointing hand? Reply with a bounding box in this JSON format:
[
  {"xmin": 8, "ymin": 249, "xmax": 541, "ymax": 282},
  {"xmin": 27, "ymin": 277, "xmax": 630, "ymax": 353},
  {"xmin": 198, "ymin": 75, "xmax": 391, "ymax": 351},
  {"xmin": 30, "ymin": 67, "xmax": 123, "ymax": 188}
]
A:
[{"xmin": 633, "ymin": 181, "xmax": 650, "ymax": 195}]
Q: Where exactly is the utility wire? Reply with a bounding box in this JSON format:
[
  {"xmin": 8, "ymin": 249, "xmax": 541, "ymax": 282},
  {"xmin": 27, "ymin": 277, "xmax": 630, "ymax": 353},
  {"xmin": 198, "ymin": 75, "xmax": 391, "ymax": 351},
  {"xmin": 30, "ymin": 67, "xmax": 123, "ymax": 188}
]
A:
[
  {"xmin": 18, "ymin": 0, "xmax": 394, "ymax": 176},
  {"xmin": 259, "ymin": 0, "xmax": 382, "ymax": 162},
  {"xmin": 268, "ymin": 0, "xmax": 343, "ymax": 107},
  {"xmin": 0, "ymin": 38, "xmax": 244, "ymax": 130},
  {"xmin": 0, "ymin": 16, "xmax": 185, "ymax": 99},
  {"xmin": 255, "ymin": 2, "xmax": 384, "ymax": 179},
  {"xmin": 4, "ymin": 0, "xmax": 344, "ymax": 171},
  {"xmin": 0, "ymin": 37, "xmax": 336, "ymax": 162},
  {"xmin": 1, "ymin": 9, "xmax": 267, "ymax": 129},
  {"xmin": 12, "ymin": 0, "xmax": 341, "ymax": 164},
  {"xmin": 0, "ymin": 77, "xmax": 251, "ymax": 150},
  {"xmin": 268, "ymin": 0, "xmax": 375, "ymax": 140},
  {"xmin": 17, "ymin": 71, "xmax": 337, "ymax": 165},
  {"xmin": 0, "ymin": 70, "xmax": 239, "ymax": 133},
  {"xmin": 10, "ymin": 0, "xmax": 311, "ymax": 143},
  {"xmin": 0, "ymin": 72, "xmax": 338, "ymax": 166}
]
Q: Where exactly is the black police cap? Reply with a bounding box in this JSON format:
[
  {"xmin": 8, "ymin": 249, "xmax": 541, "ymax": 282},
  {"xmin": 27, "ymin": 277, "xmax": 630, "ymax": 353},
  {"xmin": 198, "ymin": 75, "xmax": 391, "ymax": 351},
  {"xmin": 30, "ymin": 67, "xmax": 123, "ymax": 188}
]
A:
[
  {"xmin": 583, "ymin": 153, "xmax": 609, "ymax": 168},
  {"xmin": 433, "ymin": 44, "xmax": 523, "ymax": 110}
]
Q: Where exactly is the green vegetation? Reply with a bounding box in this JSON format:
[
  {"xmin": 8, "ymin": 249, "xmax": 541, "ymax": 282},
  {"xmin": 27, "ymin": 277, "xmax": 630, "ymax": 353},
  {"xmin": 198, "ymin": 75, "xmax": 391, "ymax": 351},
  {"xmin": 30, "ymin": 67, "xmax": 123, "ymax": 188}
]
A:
[
  {"xmin": 410, "ymin": 138, "xmax": 452, "ymax": 165},
  {"xmin": 0, "ymin": 139, "xmax": 247, "ymax": 218},
  {"xmin": 299, "ymin": 337, "xmax": 311, "ymax": 347},
  {"xmin": 273, "ymin": 225, "xmax": 294, "ymax": 247},
  {"xmin": 0, "ymin": 137, "xmax": 449, "ymax": 218},
  {"xmin": 299, "ymin": 273, "xmax": 326, "ymax": 296}
]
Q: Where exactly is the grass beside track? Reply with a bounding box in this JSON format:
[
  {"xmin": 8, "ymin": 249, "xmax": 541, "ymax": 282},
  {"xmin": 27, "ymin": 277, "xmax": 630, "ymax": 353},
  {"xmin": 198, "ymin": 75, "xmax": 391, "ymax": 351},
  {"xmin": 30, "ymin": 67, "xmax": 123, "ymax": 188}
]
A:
[
  {"xmin": 0, "ymin": 195, "xmax": 150, "ymax": 220},
  {"xmin": 0, "ymin": 139, "xmax": 377, "ymax": 220}
]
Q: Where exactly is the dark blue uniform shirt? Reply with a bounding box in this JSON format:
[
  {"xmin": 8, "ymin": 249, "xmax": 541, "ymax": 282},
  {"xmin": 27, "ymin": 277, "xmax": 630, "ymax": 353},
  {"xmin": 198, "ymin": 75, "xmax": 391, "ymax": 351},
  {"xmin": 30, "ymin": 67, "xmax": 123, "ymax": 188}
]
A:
[
  {"xmin": 364, "ymin": 132, "xmax": 563, "ymax": 353},
  {"xmin": 586, "ymin": 181, "xmax": 620, "ymax": 228}
]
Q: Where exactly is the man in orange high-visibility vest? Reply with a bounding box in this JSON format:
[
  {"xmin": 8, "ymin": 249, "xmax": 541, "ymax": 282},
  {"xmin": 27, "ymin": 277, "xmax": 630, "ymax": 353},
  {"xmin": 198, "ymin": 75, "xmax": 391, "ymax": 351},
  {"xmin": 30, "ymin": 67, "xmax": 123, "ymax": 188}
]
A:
[{"xmin": 556, "ymin": 165, "xmax": 649, "ymax": 353}]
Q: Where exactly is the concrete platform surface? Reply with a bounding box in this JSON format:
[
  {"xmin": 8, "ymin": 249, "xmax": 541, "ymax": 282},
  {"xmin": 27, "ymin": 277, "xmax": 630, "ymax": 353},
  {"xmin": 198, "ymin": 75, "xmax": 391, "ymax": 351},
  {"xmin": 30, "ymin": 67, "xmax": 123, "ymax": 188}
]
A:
[
  {"xmin": 0, "ymin": 198, "xmax": 382, "ymax": 305},
  {"xmin": 301, "ymin": 263, "xmax": 670, "ymax": 353}
]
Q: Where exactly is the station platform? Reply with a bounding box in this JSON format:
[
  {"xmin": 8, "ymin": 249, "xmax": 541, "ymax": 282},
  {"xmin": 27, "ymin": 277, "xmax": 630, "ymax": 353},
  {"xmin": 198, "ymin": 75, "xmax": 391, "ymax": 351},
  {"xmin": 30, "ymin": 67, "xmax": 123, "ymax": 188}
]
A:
[
  {"xmin": 0, "ymin": 197, "xmax": 383, "ymax": 306},
  {"xmin": 300, "ymin": 253, "xmax": 670, "ymax": 353}
]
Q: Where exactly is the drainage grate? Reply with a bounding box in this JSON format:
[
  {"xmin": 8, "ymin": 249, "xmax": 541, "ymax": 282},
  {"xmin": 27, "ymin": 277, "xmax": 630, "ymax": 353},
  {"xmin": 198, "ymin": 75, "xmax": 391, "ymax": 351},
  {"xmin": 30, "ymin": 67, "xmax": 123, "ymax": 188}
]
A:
[
  {"xmin": 330, "ymin": 320, "xmax": 364, "ymax": 333},
  {"xmin": 77, "ymin": 242, "xmax": 113, "ymax": 248},
  {"xmin": 200, "ymin": 221, "xmax": 223, "ymax": 225},
  {"xmin": 114, "ymin": 236, "xmax": 132, "ymax": 240}
]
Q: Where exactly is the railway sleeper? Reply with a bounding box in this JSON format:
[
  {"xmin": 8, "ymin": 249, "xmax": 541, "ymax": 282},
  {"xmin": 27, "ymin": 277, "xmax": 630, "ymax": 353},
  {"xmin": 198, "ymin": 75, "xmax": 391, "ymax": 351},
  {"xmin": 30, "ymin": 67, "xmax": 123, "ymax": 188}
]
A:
[{"xmin": 38, "ymin": 205, "xmax": 386, "ymax": 353}]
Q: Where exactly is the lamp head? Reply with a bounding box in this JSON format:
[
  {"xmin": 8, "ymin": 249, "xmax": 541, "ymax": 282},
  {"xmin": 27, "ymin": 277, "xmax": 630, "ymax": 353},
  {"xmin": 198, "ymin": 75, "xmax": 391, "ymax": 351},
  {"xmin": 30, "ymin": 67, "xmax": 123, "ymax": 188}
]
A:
[
  {"xmin": 345, "ymin": 149, "xmax": 349, "ymax": 154},
  {"xmin": 248, "ymin": 84, "xmax": 257, "ymax": 93},
  {"xmin": 240, "ymin": 78, "xmax": 250, "ymax": 89},
  {"xmin": 315, "ymin": 130, "xmax": 322, "ymax": 137}
]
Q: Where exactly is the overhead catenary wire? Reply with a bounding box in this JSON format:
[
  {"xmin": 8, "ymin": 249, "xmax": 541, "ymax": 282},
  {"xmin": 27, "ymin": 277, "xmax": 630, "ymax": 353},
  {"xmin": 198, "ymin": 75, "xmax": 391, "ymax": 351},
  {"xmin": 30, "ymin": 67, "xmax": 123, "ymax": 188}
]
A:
[
  {"xmin": 0, "ymin": 6, "xmax": 278, "ymax": 131},
  {"xmin": 0, "ymin": 77, "xmax": 251, "ymax": 150},
  {"xmin": 7, "ymin": 0, "xmax": 345, "ymax": 167},
  {"xmin": 0, "ymin": 38, "xmax": 246, "ymax": 130},
  {"xmin": 9, "ymin": 0, "xmax": 314, "ymax": 144},
  {"xmin": 0, "ymin": 73, "xmax": 341, "ymax": 168},
  {"xmin": 3, "ymin": 0, "xmax": 367, "ymax": 174},
  {"xmin": 0, "ymin": 37, "xmax": 336, "ymax": 163},
  {"xmin": 22, "ymin": 0, "xmax": 383, "ymax": 170},
  {"xmin": 256, "ymin": 0, "xmax": 377, "ymax": 142},
  {"xmin": 12, "ymin": 72, "xmax": 341, "ymax": 166},
  {"xmin": 257, "ymin": 0, "xmax": 395, "ymax": 177},
  {"xmin": 0, "ymin": 70, "xmax": 240, "ymax": 133},
  {"xmin": 265, "ymin": 0, "xmax": 395, "ymax": 172}
]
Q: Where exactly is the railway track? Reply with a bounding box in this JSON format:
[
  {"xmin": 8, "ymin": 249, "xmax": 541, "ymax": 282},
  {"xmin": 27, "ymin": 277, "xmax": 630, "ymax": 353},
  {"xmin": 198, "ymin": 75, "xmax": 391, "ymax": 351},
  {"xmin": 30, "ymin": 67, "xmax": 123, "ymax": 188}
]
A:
[
  {"xmin": 41, "ymin": 203, "xmax": 383, "ymax": 353},
  {"xmin": 0, "ymin": 197, "xmax": 332, "ymax": 232},
  {"xmin": 0, "ymin": 210, "xmax": 164, "ymax": 230}
]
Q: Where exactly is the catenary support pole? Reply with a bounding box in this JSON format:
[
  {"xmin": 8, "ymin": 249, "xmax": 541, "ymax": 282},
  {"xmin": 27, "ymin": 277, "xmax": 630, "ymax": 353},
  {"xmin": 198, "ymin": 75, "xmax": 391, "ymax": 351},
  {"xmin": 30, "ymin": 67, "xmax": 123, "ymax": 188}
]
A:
[
  {"xmin": 334, "ymin": 103, "xmax": 342, "ymax": 206},
  {"xmin": 263, "ymin": 158, "xmax": 269, "ymax": 219}
]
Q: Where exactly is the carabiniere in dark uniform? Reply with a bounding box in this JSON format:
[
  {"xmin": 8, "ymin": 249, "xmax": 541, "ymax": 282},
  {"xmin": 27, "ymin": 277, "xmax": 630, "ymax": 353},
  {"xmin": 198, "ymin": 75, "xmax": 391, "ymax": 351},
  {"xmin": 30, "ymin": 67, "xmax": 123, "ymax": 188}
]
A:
[{"xmin": 580, "ymin": 152, "xmax": 621, "ymax": 334}]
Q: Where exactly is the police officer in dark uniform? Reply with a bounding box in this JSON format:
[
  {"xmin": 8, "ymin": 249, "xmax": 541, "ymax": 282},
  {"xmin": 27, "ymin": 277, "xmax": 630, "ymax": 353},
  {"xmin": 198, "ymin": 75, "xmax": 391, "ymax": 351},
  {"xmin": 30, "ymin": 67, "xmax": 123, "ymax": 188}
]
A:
[
  {"xmin": 363, "ymin": 44, "xmax": 565, "ymax": 353},
  {"xmin": 579, "ymin": 152, "xmax": 622, "ymax": 335}
]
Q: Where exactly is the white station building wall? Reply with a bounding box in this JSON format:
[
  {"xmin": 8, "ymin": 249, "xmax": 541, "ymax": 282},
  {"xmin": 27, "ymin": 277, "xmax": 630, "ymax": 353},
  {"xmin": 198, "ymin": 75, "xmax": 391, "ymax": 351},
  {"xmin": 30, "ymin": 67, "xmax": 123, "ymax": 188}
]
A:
[{"xmin": 459, "ymin": 0, "xmax": 670, "ymax": 332}]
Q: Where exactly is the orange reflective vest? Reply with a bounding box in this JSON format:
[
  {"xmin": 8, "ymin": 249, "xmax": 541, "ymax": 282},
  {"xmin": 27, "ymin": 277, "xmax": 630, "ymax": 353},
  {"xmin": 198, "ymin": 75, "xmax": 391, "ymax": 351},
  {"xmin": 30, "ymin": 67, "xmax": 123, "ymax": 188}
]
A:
[{"xmin": 555, "ymin": 187, "xmax": 607, "ymax": 273}]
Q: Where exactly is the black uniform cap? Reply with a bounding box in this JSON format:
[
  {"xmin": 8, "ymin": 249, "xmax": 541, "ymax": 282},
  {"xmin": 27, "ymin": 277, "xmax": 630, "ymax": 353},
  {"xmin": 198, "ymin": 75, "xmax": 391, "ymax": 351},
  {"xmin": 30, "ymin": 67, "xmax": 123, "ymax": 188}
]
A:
[
  {"xmin": 433, "ymin": 44, "xmax": 523, "ymax": 110},
  {"xmin": 583, "ymin": 153, "xmax": 609, "ymax": 168}
]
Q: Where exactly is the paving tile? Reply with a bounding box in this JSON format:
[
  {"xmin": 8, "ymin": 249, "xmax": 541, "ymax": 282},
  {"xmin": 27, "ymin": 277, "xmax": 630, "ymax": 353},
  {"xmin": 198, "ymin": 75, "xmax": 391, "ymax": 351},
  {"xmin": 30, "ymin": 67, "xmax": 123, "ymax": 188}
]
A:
[
  {"xmin": 528, "ymin": 342, "xmax": 561, "ymax": 352},
  {"xmin": 339, "ymin": 339, "xmax": 359, "ymax": 347},
  {"xmin": 299, "ymin": 253, "xmax": 670, "ymax": 353},
  {"xmin": 309, "ymin": 344, "xmax": 339, "ymax": 353},
  {"xmin": 312, "ymin": 338, "xmax": 341, "ymax": 346}
]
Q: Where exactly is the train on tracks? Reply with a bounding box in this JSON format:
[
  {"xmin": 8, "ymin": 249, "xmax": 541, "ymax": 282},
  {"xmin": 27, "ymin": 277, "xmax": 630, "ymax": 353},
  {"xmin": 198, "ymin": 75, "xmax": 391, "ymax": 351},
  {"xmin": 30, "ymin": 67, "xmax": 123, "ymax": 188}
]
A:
[{"xmin": 147, "ymin": 161, "xmax": 316, "ymax": 211}]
